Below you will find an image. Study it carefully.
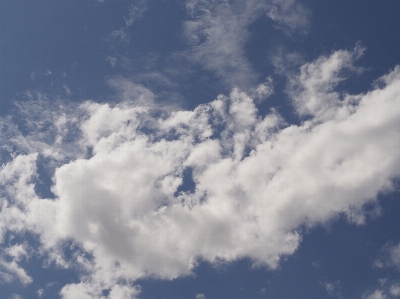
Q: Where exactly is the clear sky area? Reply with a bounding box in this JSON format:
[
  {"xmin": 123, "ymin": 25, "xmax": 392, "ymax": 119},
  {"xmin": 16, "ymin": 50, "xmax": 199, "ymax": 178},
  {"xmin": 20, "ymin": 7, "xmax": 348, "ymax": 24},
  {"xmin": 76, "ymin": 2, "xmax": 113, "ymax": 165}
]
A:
[{"xmin": 1, "ymin": 1, "xmax": 400, "ymax": 299}]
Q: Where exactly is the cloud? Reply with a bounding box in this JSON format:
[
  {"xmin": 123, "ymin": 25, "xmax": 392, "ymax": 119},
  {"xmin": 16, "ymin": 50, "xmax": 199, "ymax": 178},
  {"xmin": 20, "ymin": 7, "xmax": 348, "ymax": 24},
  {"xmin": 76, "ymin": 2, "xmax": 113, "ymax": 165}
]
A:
[
  {"xmin": 0, "ymin": 243, "xmax": 33, "ymax": 285},
  {"xmin": 362, "ymin": 282, "xmax": 400, "ymax": 299},
  {"xmin": 365, "ymin": 242, "xmax": 400, "ymax": 298},
  {"xmin": 59, "ymin": 283, "xmax": 141, "ymax": 299},
  {"xmin": 63, "ymin": 85, "xmax": 71, "ymax": 95},
  {"xmin": 266, "ymin": 0, "xmax": 310, "ymax": 32},
  {"xmin": 0, "ymin": 92, "xmax": 85, "ymax": 168},
  {"xmin": 374, "ymin": 242, "xmax": 400, "ymax": 271},
  {"xmin": 0, "ymin": 50, "xmax": 400, "ymax": 297},
  {"xmin": 365, "ymin": 290, "xmax": 387, "ymax": 299},
  {"xmin": 196, "ymin": 294, "xmax": 206, "ymax": 299},
  {"xmin": 287, "ymin": 44, "xmax": 365, "ymax": 120},
  {"xmin": 107, "ymin": 77, "xmax": 180, "ymax": 112},
  {"xmin": 389, "ymin": 244, "xmax": 400, "ymax": 269},
  {"xmin": 390, "ymin": 283, "xmax": 400, "ymax": 297},
  {"xmin": 124, "ymin": 1, "xmax": 147, "ymax": 27},
  {"xmin": 109, "ymin": 0, "xmax": 147, "ymax": 43},
  {"xmin": 250, "ymin": 77, "xmax": 274, "ymax": 102},
  {"xmin": 270, "ymin": 47, "xmax": 305, "ymax": 75},
  {"xmin": 325, "ymin": 281, "xmax": 341, "ymax": 296},
  {"xmin": 183, "ymin": 0, "xmax": 309, "ymax": 88}
]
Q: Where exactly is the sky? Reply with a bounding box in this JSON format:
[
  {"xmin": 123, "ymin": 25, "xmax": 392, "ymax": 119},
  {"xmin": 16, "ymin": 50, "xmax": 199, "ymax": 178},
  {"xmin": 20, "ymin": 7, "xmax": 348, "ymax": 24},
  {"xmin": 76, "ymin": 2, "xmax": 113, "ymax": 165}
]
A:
[{"xmin": 1, "ymin": 0, "xmax": 400, "ymax": 298}]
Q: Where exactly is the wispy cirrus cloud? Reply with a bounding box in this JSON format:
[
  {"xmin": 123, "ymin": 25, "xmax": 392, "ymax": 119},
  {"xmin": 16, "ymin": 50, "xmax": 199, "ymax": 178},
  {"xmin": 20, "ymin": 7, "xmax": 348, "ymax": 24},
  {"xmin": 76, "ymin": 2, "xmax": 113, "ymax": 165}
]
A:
[
  {"xmin": 183, "ymin": 0, "xmax": 309, "ymax": 88},
  {"xmin": 109, "ymin": 0, "xmax": 148, "ymax": 43}
]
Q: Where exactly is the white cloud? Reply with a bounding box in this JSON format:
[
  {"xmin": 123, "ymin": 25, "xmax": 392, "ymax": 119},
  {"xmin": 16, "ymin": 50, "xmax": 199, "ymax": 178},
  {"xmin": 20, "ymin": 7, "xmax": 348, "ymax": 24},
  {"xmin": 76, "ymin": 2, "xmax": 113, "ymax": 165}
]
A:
[
  {"xmin": 270, "ymin": 47, "xmax": 305, "ymax": 76},
  {"xmin": 0, "ymin": 257, "xmax": 33, "ymax": 285},
  {"xmin": 363, "ymin": 239, "xmax": 400, "ymax": 297},
  {"xmin": 390, "ymin": 283, "xmax": 400, "ymax": 297},
  {"xmin": 361, "ymin": 282, "xmax": 400, "ymax": 299},
  {"xmin": 196, "ymin": 294, "xmax": 206, "ymax": 299},
  {"xmin": 389, "ymin": 244, "xmax": 400, "ymax": 268},
  {"xmin": 59, "ymin": 282, "xmax": 141, "ymax": 299},
  {"xmin": 4, "ymin": 244, "xmax": 30, "ymax": 262},
  {"xmin": 325, "ymin": 281, "xmax": 341, "ymax": 296},
  {"xmin": 109, "ymin": 0, "xmax": 147, "ymax": 43},
  {"xmin": 124, "ymin": 1, "xmax": 147, "ymax": 27},
  {"xmin": 63, "ymin": 85, "xmax": 71, "ymax": 95},
  {"xmin": 266, "ymin": 0, "xmax": 310, "ymax": 31},
  {"xmin": 0, "ymin": 50, "xmax": 400, "ymax": 297},
  {"xmin": 184, "ymin": 0, "xmax": 309, "ymax": 88},
  {"xmin": 37, "ymin": 289, "xmax": 44, "ymax": 297},
  {"xmin": 106, "ymin": 77, "xmax": 181, "ymax": 115},
  {"xmin": 374, "ymin": 242, "xmax": 400, "ymax": 270},
  {"xmin": 106, "ymin": 56, "xmax": 117, "ymax": 67},
  {"xmin": 0, "ymin": 92, "xmax": 85, "ymax": 168},
  {"xmin": 250, "ymin": 77, "xmax": 274, "ymax": 102},
  {"xmin": 365, "ymin": 290, "xmax": 387, "ymax": 299},
  {"xmin": 107, "ymin": 77, "xmax": 156, "ymax": 106},
  {"xmin": 110, "ymin": 29, "xmax": 129, "ymax": 43},
  {"xmin": 287, "ymin": 44, "xmax": 365, "ymax": 120}
]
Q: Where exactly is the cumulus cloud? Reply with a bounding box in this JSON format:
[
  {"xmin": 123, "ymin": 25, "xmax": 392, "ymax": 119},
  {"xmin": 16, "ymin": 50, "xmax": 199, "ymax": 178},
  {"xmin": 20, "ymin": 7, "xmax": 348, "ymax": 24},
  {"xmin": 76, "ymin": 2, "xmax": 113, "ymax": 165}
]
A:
[
  {"xmin": 0, "ymin": 49, "xmax": 400, "ymax": 297},
  {"xmin": 287, "ymin": 44, "xmax": 365, "ymax": 120},
  {"xmin": 184, "ymin": 0, "xmax": 309, "ymax": 88}
]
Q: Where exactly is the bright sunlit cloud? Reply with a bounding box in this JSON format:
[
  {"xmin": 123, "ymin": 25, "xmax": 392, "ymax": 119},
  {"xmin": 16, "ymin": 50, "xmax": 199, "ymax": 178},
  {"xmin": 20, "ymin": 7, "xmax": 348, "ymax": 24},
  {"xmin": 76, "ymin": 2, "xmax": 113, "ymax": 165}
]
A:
[{"xmin": 1, "ymin": 0, "xmax": 400, "ymax": 298}]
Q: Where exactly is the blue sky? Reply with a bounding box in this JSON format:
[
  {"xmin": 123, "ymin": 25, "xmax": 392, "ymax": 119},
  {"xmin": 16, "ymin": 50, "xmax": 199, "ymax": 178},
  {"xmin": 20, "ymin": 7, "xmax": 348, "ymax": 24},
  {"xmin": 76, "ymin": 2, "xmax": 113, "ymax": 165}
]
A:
[{"xmin": 1, "ymin": 1, "xmax": 400, "ymax": 298}]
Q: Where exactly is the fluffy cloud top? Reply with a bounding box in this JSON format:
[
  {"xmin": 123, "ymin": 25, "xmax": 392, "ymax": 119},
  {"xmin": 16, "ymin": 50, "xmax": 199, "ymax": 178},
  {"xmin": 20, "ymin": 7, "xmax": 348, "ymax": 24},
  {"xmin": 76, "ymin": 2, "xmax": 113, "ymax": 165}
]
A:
[{"xmin": 1, "ymin": 48, "xmax": 400, "ymax": 298}]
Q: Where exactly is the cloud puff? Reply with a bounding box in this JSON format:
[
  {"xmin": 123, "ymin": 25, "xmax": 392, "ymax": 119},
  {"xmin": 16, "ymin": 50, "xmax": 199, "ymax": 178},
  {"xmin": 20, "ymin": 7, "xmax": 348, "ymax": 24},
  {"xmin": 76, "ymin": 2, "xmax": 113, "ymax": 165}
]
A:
[
  {"xmin": 1, "ymin": 49, "xmax": 400, "ymax": 297},
  {"xmin": 0, "ymin": 244, "xmax": 32, "ymax": 285},
  {"xmin": 287, "ymin": 44, "xmax": 365, "ymax": 120}
]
